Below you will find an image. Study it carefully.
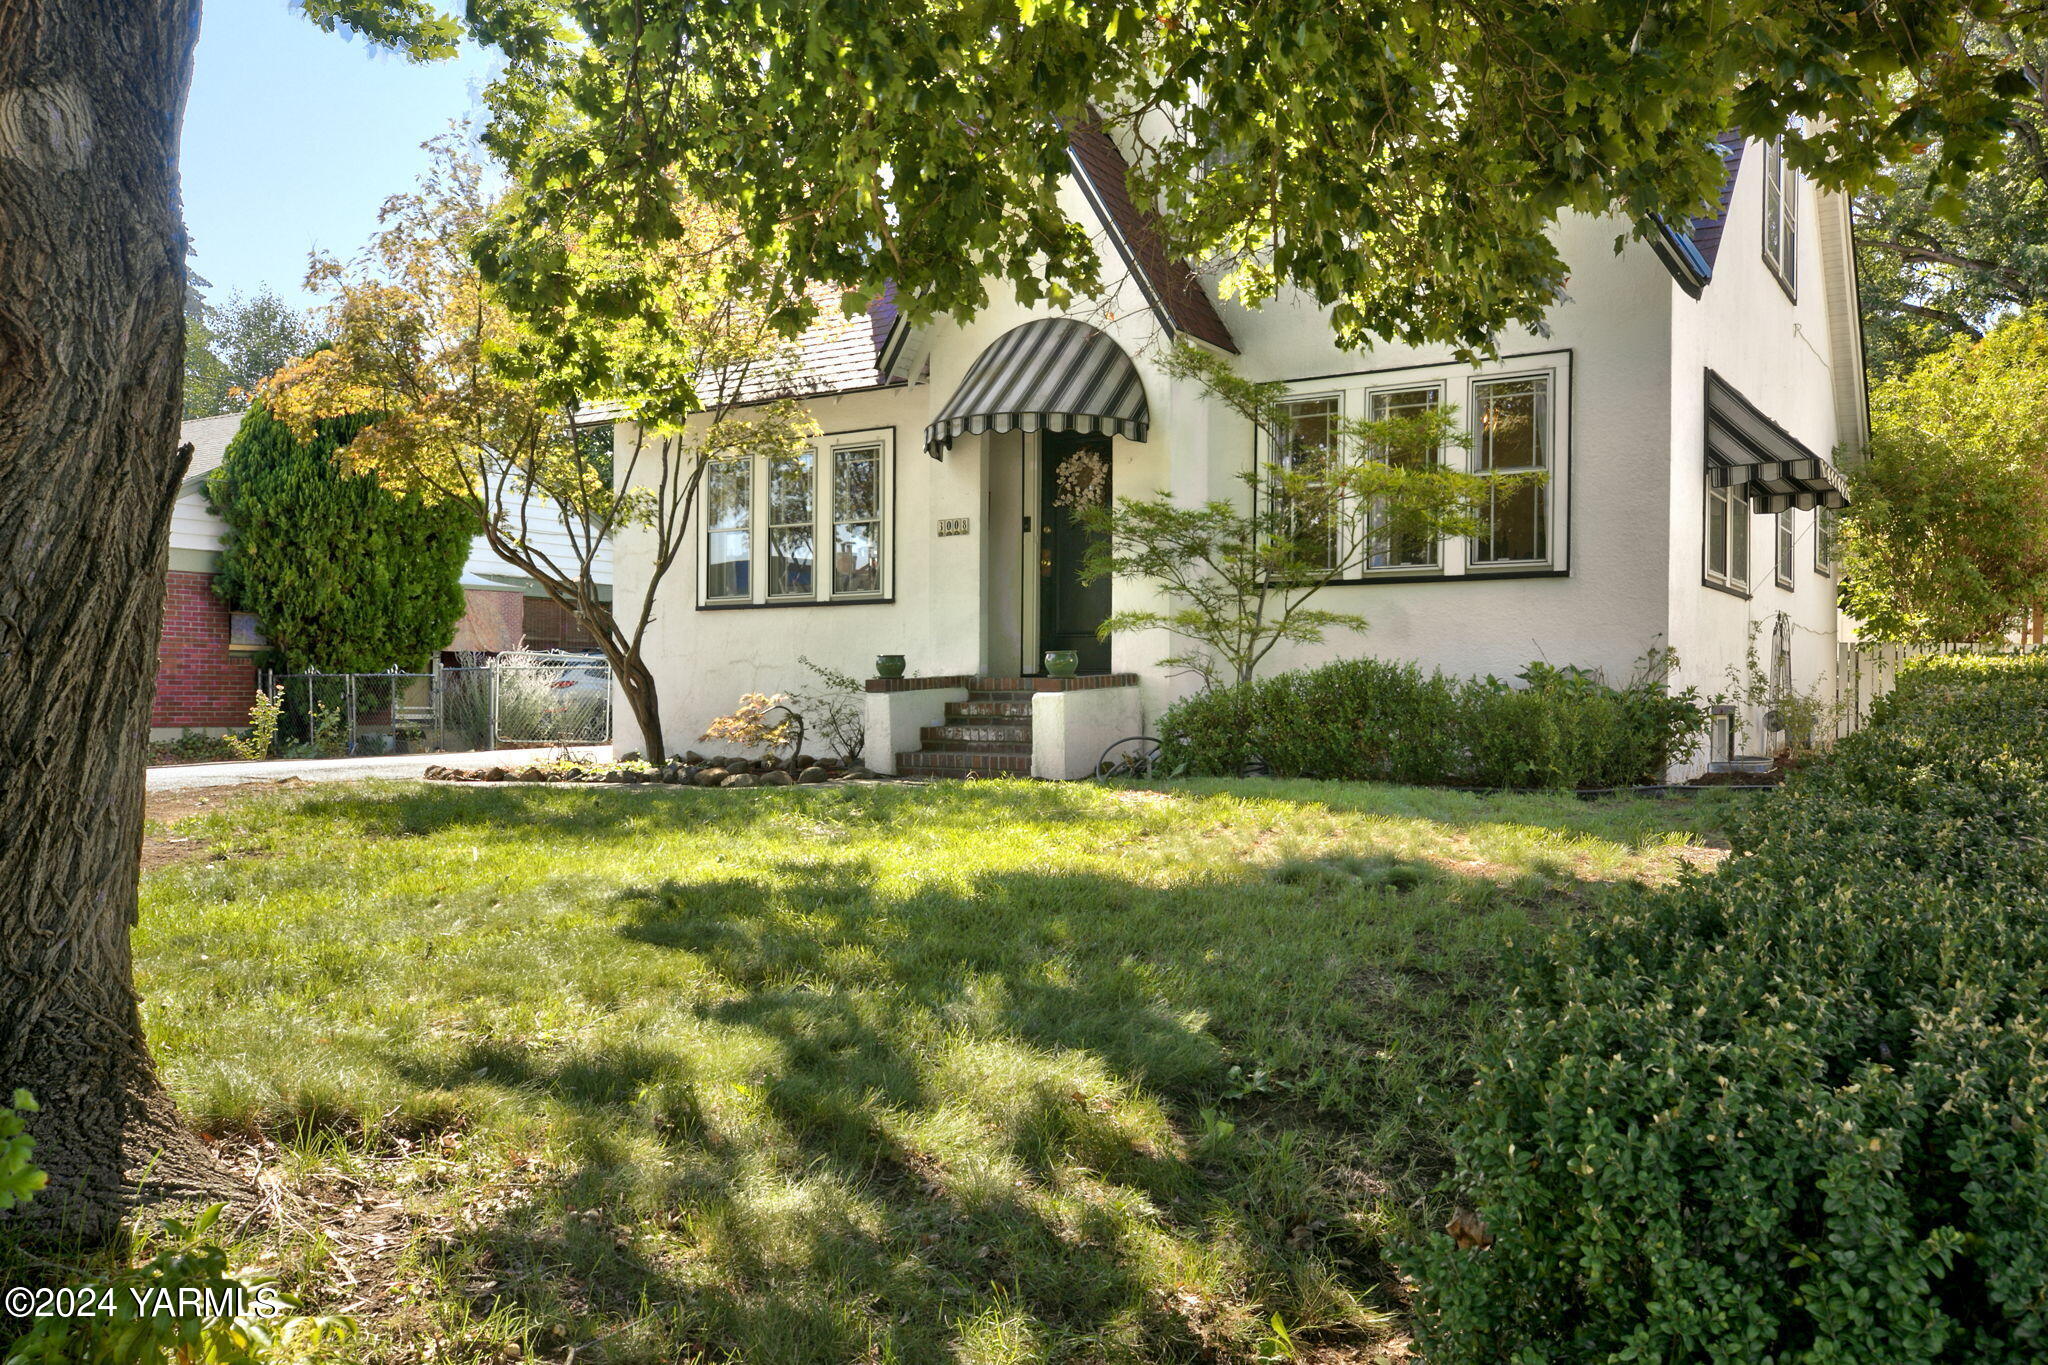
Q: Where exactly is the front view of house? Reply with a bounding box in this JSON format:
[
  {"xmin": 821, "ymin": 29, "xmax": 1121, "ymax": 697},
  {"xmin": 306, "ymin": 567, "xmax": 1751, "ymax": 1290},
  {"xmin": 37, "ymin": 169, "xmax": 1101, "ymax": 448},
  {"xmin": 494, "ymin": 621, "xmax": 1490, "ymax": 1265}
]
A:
[{"xmin": 611, "ymin": 126, "xmax": 1863, "ymax": 780}]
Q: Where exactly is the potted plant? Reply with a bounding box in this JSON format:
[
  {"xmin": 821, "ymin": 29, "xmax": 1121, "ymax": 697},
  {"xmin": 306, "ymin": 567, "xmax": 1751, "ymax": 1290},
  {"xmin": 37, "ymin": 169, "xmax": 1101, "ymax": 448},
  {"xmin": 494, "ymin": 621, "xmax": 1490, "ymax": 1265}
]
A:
[
  {"xmin": 1043, "ymin": 650, "xmax": 1079, "ymax": 678},
  {"xmin": 393, "ymin": 725, "xmax": 425, "ymax": 755},
  {"xmin": 875, "ymin": 654, "xmax": 906, "ymax": 679}
]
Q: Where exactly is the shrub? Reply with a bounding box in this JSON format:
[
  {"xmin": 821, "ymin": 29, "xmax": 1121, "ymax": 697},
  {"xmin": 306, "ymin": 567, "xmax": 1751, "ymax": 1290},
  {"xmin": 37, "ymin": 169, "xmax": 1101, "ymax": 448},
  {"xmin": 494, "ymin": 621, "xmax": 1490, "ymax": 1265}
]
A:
[
  {"xmin": 1156, "ymin": 652, "xmax": 1706, "ymax": 788},
  {"xmin": 223, "ymin": 687, "xmax": 283, "ymax": 761},
  {"xmin": 1405, "ymin": 652, "xmax": 2048, "ymax": 1362},
  {"xmin": 208, "ymin": 404, "xmax": 471, "ymax": 672}
]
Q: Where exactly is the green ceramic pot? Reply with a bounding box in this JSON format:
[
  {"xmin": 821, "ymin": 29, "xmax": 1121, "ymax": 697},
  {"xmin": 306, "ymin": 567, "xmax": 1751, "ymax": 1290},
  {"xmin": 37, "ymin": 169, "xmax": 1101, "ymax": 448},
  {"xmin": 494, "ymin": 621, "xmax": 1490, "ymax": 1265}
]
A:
[
  {"xmin": 875, "ymin": 654, "xmax": 906, "ymax": 679},
  {"xmin": 1043, "ymin": 650, "xmax": 1079, "ymax": 678}
]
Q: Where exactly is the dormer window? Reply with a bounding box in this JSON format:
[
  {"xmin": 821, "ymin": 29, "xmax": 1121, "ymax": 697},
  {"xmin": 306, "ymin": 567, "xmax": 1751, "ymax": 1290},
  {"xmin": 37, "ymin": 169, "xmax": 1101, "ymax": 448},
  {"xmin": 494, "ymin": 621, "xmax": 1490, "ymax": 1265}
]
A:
[{"xmin": 1762, "ymin": 137, "xmax": 1797, "ymax": 298}]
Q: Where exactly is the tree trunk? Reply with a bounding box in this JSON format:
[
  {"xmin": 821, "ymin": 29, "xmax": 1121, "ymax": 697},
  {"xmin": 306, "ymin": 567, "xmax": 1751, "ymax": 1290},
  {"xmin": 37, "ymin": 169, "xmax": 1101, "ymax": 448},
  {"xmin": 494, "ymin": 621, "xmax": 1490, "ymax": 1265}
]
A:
[
  {"xmin": 0, "ymin": 0, "xmax": 235, "ymax": 1252},
  {"xmin": 615, "ymin": 649, "xmax": 667, "ymax": 764}
]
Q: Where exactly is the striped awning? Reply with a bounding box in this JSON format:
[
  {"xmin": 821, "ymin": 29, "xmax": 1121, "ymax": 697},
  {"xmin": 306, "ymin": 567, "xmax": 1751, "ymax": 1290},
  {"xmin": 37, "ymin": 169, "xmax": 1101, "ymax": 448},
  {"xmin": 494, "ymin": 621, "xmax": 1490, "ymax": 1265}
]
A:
[
  {"xmin": 925, "ymin": 319, "xmax": 1148, "ymax": 458},
  {"xmin": 1705, "ymin": 370, "xmax": 1850, "ymax": 513}
]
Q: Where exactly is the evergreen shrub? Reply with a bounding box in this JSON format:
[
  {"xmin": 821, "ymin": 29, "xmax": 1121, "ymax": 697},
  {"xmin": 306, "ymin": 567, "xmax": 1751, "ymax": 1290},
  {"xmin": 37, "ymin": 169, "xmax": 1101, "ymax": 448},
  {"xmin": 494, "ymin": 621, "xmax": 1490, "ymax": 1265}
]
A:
[
  {"xmin": 1405, "ymin": 652, "xmax": 2048, "ymax": 1362},
  {"xmin": 1155, "ymin": 655, "xmax": 1706, "ymax": 788}
]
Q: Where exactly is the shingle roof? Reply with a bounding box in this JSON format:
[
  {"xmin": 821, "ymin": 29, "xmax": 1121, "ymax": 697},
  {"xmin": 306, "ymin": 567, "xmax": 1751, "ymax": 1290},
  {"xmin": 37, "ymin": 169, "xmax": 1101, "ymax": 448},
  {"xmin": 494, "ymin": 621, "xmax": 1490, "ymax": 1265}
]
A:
[
  {"xmin": 1688, "ymin": 132, "xmax": 1747, "ymax": 269},
  {"xmin": 1652, "ymin": 133, "xmax": 1748, "ymax": 296},
  {"xmin": 179, "ymin": 411, "xmax": 245, "ymax": 482},
  {"xmin": 1065, "ymin": 120, "xmax": 1239, "ymax": 353},
  {"xmin": 725, "ymin": 283, "xmax": 901, "ymax": 403}
]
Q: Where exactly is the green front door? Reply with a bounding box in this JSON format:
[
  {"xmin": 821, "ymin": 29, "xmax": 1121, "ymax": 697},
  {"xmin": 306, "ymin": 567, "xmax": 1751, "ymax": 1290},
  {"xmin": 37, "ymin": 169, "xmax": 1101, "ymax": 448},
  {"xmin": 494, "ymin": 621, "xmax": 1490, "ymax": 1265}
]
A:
[{"xmin": 1039, "ymin": 431, "xmax": 1113, "ymax": 674}]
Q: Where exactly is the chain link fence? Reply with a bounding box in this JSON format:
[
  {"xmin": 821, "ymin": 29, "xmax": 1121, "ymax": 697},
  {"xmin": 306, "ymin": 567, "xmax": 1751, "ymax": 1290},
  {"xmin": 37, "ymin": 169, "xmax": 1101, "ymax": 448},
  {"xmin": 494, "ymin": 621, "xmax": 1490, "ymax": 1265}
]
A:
[{"xmin": 261, "ymin": 652, "xmax": 610, "ymax": 756}]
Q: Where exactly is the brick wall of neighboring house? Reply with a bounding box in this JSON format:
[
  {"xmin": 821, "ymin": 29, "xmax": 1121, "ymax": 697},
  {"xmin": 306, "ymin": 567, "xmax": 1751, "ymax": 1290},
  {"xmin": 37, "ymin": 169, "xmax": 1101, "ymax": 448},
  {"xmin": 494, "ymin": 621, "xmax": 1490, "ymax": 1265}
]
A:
[
  {"xmin": 152, "ymin": 571, "xmax": 255, "ymax": 731},
  {"xmin": 450, "ymin": 587, "xmax": 526, "ymax": 654},
  {"xmin": 521, "ymin": 594, "xmax": 598, "ymax": 652}
]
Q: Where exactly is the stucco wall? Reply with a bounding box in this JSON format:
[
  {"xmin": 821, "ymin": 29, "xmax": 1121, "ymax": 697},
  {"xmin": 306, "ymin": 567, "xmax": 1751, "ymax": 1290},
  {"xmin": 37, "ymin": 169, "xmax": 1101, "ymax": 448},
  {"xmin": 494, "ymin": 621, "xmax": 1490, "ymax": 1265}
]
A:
[
  {"xmin": 614, "ymin": 162, "xmax": 1852, "ymax": 777},
  {"xmin": 1664, "ymin": 156, "xmax": 1854, "ymax": 761}
]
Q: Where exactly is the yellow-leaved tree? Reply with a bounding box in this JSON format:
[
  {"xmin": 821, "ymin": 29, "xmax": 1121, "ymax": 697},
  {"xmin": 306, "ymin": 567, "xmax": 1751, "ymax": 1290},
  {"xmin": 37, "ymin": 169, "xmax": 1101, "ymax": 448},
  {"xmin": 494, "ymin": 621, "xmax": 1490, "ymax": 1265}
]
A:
[{"xmin": 264, "ymin": 137, "xmax": 817, "ymax": 763}]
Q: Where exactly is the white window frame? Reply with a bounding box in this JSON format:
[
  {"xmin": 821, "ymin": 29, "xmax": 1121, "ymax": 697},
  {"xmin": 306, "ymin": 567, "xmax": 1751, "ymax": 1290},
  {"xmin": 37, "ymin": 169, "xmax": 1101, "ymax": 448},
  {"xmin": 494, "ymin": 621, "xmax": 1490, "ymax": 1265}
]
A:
[
  {"xmin": 1813, "ymin": 506, "xmax": 1835, "ymax": 576},
  {"xmin": 1466, "ymin": 371, "xmax": 1557, "ymax": 569},
  {"xmin": 1775, "ymin": 509, "xmax": 1796, "ymax": 590},
  {"xmin": 1762, "ymin": 136, "xmax": 1797, "ymax": 297},
  {"xmin": 1704, "ymin": 473, "xmax": 1750, "ymax": 593},
  {"xmin": 1254, "ymin": 353, "xmax": 1569, "ymax": 580},
  {"xmin": 1270, "ymin": 391, "xmax": 1347, "ymax": 572},
  {"xmin": 1365, "ymin": 382, "xmax": 1446, "ymax": 572},
  {"xmin": 700, "ymin": 426, "xmax": 894, "ymax": 607}
]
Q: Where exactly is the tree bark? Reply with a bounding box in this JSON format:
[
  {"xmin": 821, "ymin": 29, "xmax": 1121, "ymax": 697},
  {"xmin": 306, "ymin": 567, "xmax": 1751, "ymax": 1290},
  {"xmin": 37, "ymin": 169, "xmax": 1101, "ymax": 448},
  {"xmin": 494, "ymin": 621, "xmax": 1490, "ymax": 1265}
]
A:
[{"xmin": 0, "ymin": 0, "xmax": 235, "ymax": 1251}]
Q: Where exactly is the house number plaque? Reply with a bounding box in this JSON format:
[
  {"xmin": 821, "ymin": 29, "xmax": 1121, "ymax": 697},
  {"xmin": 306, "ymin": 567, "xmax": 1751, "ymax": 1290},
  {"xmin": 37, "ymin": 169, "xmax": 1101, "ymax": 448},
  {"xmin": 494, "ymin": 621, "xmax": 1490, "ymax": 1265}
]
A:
[{"xmin": 936, "ymin": 517, "xmax": 970, "ymax": 537}]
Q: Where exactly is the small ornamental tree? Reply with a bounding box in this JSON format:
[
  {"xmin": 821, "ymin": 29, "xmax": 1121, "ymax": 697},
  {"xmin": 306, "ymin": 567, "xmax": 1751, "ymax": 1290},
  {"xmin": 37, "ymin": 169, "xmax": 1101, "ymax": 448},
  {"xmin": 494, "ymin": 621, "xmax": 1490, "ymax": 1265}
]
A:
[
  {"xmin": 208, "ymin": 403, "xmax": 472, "ymax": 671},
  {"xmin": 263, "ymin": 140, "xmax": 816, "ymax": 764},
  {"xmin": 1839, "ymin": 310, "xmax": 2048, "ymax": 642},
  {"xmin": 1079, "ymin": 345, "xmax": 1512, "ymax": 687}
]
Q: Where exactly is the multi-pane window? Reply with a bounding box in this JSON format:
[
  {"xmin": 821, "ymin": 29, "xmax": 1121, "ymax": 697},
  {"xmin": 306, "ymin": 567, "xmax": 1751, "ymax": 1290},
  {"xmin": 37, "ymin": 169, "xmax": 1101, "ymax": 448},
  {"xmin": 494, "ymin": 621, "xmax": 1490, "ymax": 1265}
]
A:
[
  {"xmin": 703, "ymin": 431, "xmax": 891, "ymax": 605},
  {"xmin": 1257, "ymin": 355, "xmax": 1568, "ymax": 579},
  {"xmin": 705, "ymin": 458, "xmax": 752, "ymax": 601},
  {"xmin": 1705, "ymin": 474, "xmax": 1750, "ymax": 591},
  {"xmin": 766, "ymin": 451, "xmax": 816, "ymax": 598},
  {"xmin": 831, "ymin": 445, "xmax": 882, "ymax": 594},
  {"xmin": 1762, "ymin": 137, "xmax": 1797, "ymax": 293},
  {"xmin": 1776, "ymin": 511, "xmax": 1795, "ymax": 589},
  {"xmin": 1813, "ymin": 507, "xmax": 1835, "ymax": 575},
  {"xmin": 1274, "ymin": 396, "xmax": 1341, "ymax": 569},
  {"xmin": 1368, "ymin": 386, "xmax": 1442, "ymax": 569},
  {"xmin": 1470, "ymin": 376, "xmax": 1549, "ymax": 565}
]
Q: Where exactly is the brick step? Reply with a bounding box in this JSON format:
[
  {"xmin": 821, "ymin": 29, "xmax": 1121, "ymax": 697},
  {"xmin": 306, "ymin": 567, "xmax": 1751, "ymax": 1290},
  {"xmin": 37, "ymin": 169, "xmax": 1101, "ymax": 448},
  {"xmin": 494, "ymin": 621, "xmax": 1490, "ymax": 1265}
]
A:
[
  {"xmin": 948, "ymin": 699, "xmax": 1034, "ymax": 720},
  {"xmin": 896, "ymin": 750, "xmax": 1032, "ymax": 776},
  {"xmin": 922, "ymin": 721, "xmax": 1032, "ymax": 744},
  {"xmin": 917, "ymin": 738, "xmax": 1033, "ymax": 756},
  {"xmin": 967, "ymin": 690, "xmax": 1036, "ymax": 703}
]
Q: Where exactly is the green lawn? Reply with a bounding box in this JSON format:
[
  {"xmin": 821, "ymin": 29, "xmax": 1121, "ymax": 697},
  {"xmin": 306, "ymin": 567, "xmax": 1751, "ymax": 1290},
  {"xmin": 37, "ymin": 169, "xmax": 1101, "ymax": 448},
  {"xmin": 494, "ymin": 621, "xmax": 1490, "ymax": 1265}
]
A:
[{"xmin": 136, "ymin": 778, "xmax": 1739, "ymax": 1364}]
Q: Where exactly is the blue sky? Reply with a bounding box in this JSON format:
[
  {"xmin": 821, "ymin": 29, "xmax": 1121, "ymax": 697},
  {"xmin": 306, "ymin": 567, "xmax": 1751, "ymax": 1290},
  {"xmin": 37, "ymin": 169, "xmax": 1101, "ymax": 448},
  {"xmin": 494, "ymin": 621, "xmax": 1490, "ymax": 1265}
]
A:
[{"xmin": 182, "ymin": 0, "xmax": 501, "ymax": 312}]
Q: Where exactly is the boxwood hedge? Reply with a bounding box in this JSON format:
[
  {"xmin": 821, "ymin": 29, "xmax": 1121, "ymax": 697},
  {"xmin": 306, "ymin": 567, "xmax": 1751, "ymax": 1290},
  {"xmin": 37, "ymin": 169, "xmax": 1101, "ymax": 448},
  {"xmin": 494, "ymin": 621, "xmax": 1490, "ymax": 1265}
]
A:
[
  {"xmin": 1155, "ymin": 656, "xmax": 1707, "ymax": 788},
  {"xmin": 1405, "ymin": 653, "xmax": 2048, "ymax": 1362}
]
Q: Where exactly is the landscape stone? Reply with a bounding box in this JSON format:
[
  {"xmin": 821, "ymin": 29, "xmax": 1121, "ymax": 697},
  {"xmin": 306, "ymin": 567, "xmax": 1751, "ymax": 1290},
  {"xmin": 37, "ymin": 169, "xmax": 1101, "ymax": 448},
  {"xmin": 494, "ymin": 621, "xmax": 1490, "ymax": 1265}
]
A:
[
  {"xmin": 721, "ymin": 773, "xmax": 758, "ymax": 789},
  {"xmin": 796, "ymin": 766, "xmax": 828, "ymax": 784},
  {"xmin": 694, "ymin": 768, "xmax": 728, "ymax": 787},
  {"xmin": 760, "ymin": 770, "xmax": 794, "ymax": 786}
]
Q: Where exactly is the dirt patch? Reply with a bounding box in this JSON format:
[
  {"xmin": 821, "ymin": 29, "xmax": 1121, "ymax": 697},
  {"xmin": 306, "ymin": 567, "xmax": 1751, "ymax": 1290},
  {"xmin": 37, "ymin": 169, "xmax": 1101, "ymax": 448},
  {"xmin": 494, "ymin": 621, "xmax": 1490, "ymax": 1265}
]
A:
[{"xmin": 142, "ymin": 779, "xmax": 304, "ymax": 869}]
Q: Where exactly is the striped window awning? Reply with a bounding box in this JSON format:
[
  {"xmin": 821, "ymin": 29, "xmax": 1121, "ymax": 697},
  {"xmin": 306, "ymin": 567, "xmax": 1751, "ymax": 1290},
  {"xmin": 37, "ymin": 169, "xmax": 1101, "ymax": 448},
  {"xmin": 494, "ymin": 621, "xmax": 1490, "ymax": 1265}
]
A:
[
  {"xmin": 1705, "ymin": 370, "xmax": 1850, "ymax": 513},
  {"xmin": 925, "ymin": 319, "xmax": 1149, "ymax": 459}
]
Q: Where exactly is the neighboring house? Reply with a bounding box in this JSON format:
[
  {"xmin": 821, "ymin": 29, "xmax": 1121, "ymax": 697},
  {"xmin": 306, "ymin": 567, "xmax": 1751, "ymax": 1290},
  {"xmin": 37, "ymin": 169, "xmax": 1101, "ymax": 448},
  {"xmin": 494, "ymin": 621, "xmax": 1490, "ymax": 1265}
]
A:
[
  {"xmin": 609, "ymin": 125, "xmax": 1864, "ymax": 779},
  {"xmin": 153, "ymin": 412, "xmax": 612, "ymax": 738}
]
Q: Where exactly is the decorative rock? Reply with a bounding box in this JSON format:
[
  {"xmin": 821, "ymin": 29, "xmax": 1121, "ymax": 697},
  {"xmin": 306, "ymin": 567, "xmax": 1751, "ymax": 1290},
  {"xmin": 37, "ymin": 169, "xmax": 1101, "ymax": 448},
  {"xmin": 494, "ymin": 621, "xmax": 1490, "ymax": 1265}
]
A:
[
  {"xmin": 683, "ymin": 750, "xmax": 706, "ymax": 765},
  {"xmin": 796, "ymin": 766, "xmax": 828, "ymax": 784},
  {"xmin": 694, "ymin": 768, "xmax": 728, "ymax": 787},
  {"xmin": 759, "ymin": 770, "xmax": 794, "ymax": 786},
  {"xmin": 721, "ymin": 772, "xmax": 758, "ymax": 789},
  {"xmin": 618, "ymin": 750, "xmax": 643, "ymax": 764},
  {"xmin": 485, "ymin": 766, "xmax": 508, "ymax": 782}
]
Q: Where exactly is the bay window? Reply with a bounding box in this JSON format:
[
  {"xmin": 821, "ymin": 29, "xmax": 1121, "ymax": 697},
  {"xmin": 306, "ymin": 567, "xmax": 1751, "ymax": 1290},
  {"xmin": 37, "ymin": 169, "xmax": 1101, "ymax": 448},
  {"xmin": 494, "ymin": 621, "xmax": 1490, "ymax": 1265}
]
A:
[{"xmin": 702, "ymin": 429, "xmax": 892, "ymax": 606}]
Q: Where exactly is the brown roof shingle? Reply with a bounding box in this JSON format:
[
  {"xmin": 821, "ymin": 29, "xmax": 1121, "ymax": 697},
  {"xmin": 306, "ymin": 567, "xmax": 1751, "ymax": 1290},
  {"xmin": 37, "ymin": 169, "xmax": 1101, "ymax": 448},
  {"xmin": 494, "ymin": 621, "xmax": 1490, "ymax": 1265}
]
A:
[{"xmin": 1065, "ymin": 120, "xmax": 1239, "ymax": 353}]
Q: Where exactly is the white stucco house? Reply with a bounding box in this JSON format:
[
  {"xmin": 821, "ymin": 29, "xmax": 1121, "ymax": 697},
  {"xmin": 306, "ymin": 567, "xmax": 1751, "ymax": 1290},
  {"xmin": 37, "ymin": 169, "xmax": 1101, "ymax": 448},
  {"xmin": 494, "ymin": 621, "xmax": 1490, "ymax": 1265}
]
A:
[{"xmin": 610, "ymin": 126, "xmax": 1863, "ymax": 780}]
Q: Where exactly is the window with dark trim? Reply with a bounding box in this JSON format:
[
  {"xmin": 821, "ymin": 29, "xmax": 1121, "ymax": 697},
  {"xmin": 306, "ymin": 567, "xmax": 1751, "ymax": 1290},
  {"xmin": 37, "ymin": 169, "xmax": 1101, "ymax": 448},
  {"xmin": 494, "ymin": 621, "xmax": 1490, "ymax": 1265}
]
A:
[
  {"xmin": 702, "ymin": 429, "xmax": 893, "ymax": 606},
  {"xmin": 1706, "ymin": 473, "xmax": 1750, "ymax": 592},
  {"xmin": 1470, "ymin": 376, "xmax": 1550, "ymax": 566},
  {"xmin": 1762, "ymin": 137, "xmax": 1797, "ymax": 297}
]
